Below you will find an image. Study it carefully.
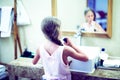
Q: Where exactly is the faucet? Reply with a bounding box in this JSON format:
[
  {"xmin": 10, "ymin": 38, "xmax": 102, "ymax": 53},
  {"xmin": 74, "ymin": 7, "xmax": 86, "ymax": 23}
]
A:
[
  {"xmin": 74, "ymin": 25, "xmax": 83, "ymax": 46},
  {"xmin": 74, "ymin": 25, "xmax": 81, "ymax": 37}
]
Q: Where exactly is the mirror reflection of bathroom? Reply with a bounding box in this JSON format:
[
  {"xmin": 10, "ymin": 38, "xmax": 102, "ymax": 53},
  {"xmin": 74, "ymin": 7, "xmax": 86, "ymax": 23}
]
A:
[{"xmin": 81, "ymin": 0, "xmax": 108, "ymax": 33}]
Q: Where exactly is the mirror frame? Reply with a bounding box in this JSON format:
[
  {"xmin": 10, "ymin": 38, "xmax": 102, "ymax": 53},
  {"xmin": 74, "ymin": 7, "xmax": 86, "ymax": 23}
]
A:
[{"xmin": 52, "ymin": 0, "xmax": 112, "ymax": 38}]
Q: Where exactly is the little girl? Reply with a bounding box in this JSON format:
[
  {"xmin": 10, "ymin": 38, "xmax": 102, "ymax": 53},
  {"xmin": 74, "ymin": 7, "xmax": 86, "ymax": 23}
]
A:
[
  {"xmin": 81, "ymin": 8, "xmax": 105, "ymax": 32},
  {"xmin": 32, "ymin": 16, "xmax": 88, "ymax": 80}
]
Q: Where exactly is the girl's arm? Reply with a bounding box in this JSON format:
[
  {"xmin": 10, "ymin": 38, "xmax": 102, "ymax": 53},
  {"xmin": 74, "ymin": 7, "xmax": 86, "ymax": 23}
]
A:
[
  {"xmin": 95, "ymin": 22, "xmax": 105, "ymax": 32},
  {"xmin": 63, "ymin": 38, "xmax": 88, "ymax": 62},
  {"xmin": 32, "ymin": 49, "xmax": 40, "ymax": 65}
]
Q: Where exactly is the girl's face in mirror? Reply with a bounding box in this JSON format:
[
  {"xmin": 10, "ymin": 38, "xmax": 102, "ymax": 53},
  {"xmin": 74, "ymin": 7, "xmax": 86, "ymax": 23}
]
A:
[{"xmin": 85, "ymin": 10, "xmax": 94, "ymax": 24}]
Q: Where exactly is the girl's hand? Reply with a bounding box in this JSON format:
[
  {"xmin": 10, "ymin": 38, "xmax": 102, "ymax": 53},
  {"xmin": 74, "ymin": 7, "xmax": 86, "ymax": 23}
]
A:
[{"xmin": 63, "ymin": 38, "xmax": 73, "ymax": 47}]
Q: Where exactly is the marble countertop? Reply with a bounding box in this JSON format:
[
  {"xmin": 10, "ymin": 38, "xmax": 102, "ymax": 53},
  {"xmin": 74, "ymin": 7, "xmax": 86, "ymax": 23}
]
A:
[
  {"xmin": 71, "ymin": 68, "xmax": 120, "ymax": 80},
  {"xmin": 7, "ymin": 57, "xmax": 120, "ymax": 80}
]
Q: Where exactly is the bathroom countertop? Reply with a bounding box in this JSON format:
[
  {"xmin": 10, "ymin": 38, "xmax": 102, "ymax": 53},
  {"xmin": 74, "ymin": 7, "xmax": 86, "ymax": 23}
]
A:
[
  {"xmin": 71, "ymin": 68, "xmax": 120, "ymax": 80},
  {"xmin": 7, "ymin": 57, "xmax": 120, "ymax": 80}
]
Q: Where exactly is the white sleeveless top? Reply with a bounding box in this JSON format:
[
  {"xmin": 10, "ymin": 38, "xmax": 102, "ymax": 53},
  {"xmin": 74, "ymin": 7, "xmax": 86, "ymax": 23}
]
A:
[
  {"xmin": 40, "ymin": 45, "xmax": 71, "ymax": 80},
  {"xmin": 81, "ymin": 21, "xmax": 97, "ymax": 32}
]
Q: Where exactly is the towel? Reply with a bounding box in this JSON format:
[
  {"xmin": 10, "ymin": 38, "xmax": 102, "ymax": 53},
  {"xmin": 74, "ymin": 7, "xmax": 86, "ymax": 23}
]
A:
[
  {"xmin": 0, "ymin": 65, "xmax": 5, "ymax": 69},
  {"xmin": 103, "ymin": 59, "xmax": 120, "ymax": 68},
  {"xmin": 0, "ymin": 65, "xmax": 6, "ymax": 73},
  {"xmin": 17, "ymin": 0, "xmax": 31, "ymax": 26},
  {"xmin": 0, "ymin": 72, "xmax": 8, "ymax": 79},
  {"xmin": 0, "ymin": 68, "xmax": 6, "ymax": 73},
  {"xmin": 0, "ymin": 7, "xmax": 13, "ymax": 37}
]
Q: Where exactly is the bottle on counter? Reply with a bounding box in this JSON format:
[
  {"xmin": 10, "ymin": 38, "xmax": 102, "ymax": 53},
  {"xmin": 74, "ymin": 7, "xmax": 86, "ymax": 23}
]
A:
[{"xmin": 99, "ymin": 48, "xmax": 108, "ymax": 66}]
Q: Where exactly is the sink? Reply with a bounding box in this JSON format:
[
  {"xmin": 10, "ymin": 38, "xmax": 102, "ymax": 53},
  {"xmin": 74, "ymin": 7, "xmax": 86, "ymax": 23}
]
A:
[{"xmin": 69, "ymin": 46, "xmax": 101, "ymax": 73}]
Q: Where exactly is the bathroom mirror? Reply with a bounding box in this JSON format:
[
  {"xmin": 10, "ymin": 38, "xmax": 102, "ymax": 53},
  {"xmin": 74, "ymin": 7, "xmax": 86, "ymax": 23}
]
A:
[
  {"xmin": 82, "ymin": 0, "xmax": 112, "ymax": 38},
  {"xmin": 52, "ymin": 0, "xmax": 112, "ymax": 38}
]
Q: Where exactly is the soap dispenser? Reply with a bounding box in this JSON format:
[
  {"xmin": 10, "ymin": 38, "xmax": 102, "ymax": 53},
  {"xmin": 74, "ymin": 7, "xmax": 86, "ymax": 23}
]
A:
[{"xmin": 99, "ymin": 48, "xmax": 108, "ymax": 66}]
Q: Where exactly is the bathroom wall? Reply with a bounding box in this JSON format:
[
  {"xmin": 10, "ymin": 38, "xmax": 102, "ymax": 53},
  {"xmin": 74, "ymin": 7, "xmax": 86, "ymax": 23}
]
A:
[
  {"xmin": 0, "ymin": 0, "xmax": 51, "ymax": 63},
  {"xmin": 0, "ymin": 0, "xmax": 14, "ymax": 62},
  {"xmin": 57, "ymin": 0, "xmax": 86, "ymax": 31},
  {"xmin": 0, "ymin": 0, "xmax": 120, "ymax": 63}
]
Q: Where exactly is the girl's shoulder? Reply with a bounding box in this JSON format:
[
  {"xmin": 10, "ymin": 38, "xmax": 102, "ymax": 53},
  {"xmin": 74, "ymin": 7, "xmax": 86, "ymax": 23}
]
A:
[
  {"xmin": 63, "ymin": 46, "xmax": 73, "ymax": 56},
  {"xmin": 91, "ymin": 21, "xmax": 96, "ymax": 25},
  {"xmin": 36, "ymin": 43, "xmax": 44, "ymax": 53}
]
